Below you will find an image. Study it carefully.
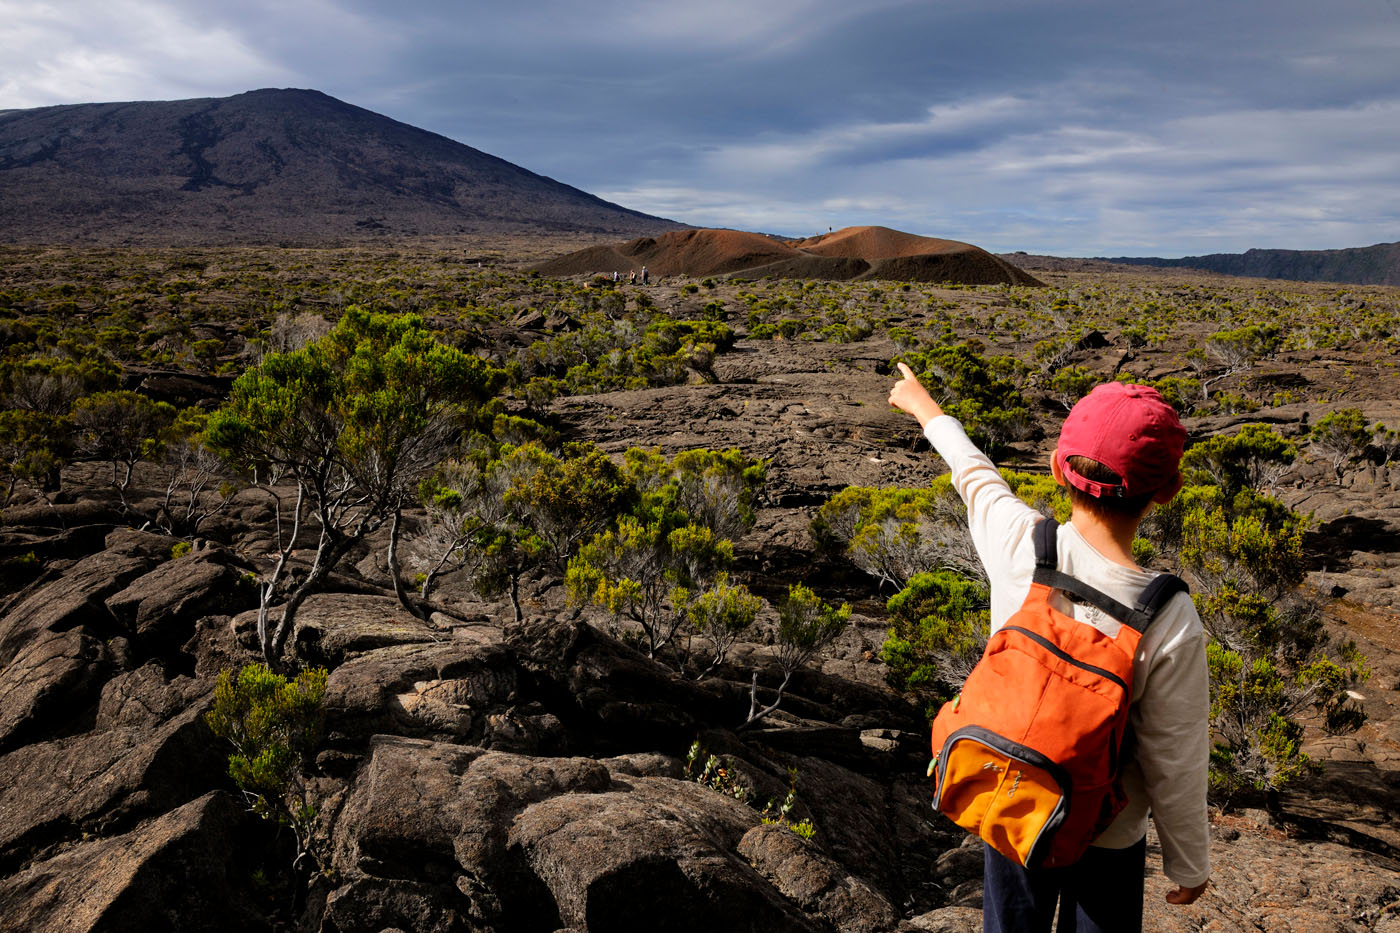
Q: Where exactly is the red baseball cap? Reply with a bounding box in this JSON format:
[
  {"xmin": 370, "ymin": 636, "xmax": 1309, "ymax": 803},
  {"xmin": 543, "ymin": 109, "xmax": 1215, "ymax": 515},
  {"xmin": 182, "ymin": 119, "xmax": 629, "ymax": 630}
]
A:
[{"xmin": 1056, "ymin": 382, "xmax": 1185, "ymax": 498}]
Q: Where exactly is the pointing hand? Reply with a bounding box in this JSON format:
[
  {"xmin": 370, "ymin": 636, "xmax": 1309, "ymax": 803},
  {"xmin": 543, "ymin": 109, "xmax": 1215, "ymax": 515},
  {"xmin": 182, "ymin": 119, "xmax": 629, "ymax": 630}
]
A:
[{"xmin": 888, "ymin": 362, "xmax": 943, "ymax": 427}]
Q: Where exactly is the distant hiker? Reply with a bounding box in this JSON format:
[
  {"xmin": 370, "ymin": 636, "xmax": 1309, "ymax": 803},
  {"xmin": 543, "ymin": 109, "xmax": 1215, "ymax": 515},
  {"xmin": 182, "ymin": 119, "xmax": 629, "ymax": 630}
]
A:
[
  {"xmin": 612, "ymin": 270, "xmax": 619, "ymax": 284},
  {"xmin": 888, "ymin": 371, "xmax": 1210, "ymax": 933},
  {"xmin": 641, "ymin": 266, "xmax": 649, "ymax": 285},
  {"xmin": 629, "ymin": 270, "xmax": 636, "ymax": 284}
]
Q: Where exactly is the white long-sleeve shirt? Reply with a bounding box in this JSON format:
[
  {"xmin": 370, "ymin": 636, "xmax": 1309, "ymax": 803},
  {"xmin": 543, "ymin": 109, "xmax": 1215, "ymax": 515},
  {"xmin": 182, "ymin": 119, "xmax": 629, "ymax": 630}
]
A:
[{"xmin": 924, "ymin": 415, "xmax": 1211, "ymax": 888}]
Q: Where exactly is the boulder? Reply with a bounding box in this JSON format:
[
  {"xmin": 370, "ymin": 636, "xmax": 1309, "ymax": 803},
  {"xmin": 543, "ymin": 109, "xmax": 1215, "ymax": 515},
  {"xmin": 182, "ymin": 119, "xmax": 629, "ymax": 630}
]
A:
[
  {"xmin": 318, "ymin": 877, "xmax": 477, "ymax": 933},
  {"xmin": 0, "ymin": 541, "xmax": 171, "ymax": 750},
  {"xmin": 105, "ymin": 552, "xmax": 254, "ymax": 658},
  {"xmin": 737, "ymin": 822, "xmax": 899, "ymax": 932},
  {"xmin": 507, "ymin": 777, "xmax": 822, "ymax": 932},
  {"xmin": 102, "ymin": 526, "xmax": 185, "ymax": 561},
  {"xmin": 899, "ymin": 907, "xmax": 982, "ymax": 932},
  {"xmin": 0, "ymin": 627, "xmax": 110, "ymax": 751},
  {"xmin": 0, "ymin": 523, "xmax": 113, "ymax": 565},
  {"xmin": 0, "ymin": 549, "xmax": 155, "ymax": 664},
  {"xmin": 505, "ymin": 617, "xmax": 738, "ymax": 753},
  {"xmin": 95, "ymin": 663, "xmax": 203, "ymax": 731},
  {"xmin": 229, "ymin": 593, "xmax": 438, "ymax": 668},
  {"xmin": 0, "ymin": 696, "xmax": 221, "ymax": 873},
  {"xmin": 0, "ymin": 791, "xmax": 267, "ymax": 933},
  {"xmin": 329, "ymin": 736, "xmax": 611, "ymax": 929},
  {"xmin": 322, "ymin": 641, "xmax": 519, "ymax": 748}
]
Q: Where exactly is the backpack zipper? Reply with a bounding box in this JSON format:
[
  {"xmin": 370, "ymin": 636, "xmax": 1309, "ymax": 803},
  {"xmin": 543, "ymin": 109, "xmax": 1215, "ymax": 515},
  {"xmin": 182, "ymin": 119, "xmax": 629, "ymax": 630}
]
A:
[{"xmin": 999, "ymin": 625, "xmax": 1130, "ymax": 693}]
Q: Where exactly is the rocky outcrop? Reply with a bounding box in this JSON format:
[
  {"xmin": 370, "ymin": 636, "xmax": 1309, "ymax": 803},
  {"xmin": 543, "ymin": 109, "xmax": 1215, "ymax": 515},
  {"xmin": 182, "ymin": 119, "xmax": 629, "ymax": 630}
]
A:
[
  {"xmin": 322, "ymin": 639, "xmax": 521, "ymax": 749},
  {"xmin": 105, "ymin": 550, "xmax": 255, "ymax": 658},
  {"xmin": 0, "ymin": 542, "xmax": 159, "ymax": 752},
  {"xmin": 0, "ymin": 694, "xmax": 221, "ymax": 875},
  {"xmin": 0, "ymin": 791, "xmax": 268, "ymax": 933}
]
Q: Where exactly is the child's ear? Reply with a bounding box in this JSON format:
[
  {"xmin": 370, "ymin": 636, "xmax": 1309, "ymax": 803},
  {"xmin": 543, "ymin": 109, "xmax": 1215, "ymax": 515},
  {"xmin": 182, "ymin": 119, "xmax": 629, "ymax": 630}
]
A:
[
  {"xmin": 1152, "ymin": 472, "xmax": 1185, "ymax": 504},
  {"xmin": 1049, "ymin": 448, "xmax": 1065, "ymax": 485}
]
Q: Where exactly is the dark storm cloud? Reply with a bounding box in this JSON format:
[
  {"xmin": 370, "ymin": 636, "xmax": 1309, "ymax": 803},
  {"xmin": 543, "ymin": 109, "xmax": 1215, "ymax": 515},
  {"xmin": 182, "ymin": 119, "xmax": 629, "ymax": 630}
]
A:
[{"xmin": 2, "ymin": 0, "xmax": 1398, "ymax": 254}]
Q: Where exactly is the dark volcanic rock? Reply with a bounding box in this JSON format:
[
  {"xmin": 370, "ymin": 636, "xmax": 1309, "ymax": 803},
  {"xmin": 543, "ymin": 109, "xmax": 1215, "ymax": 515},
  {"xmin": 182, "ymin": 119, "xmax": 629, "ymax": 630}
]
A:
[
  {"xmin": 505, "ymin": 616, "xmax": 740, "ymax": 753},
  {"xmin": 105, "ymin": 551, "xmax": 255, "ymax": 659},
  {"xmin": 322, "ymin": 639, "xmax": 519, "ymax": 748},
  {"xmin": 236, "ymin": 592, "xmax": 438, "ymax": 668},
  {"xmin": 737, "ymin": 823, "xmax": 899, "ymax": 933},
  {"xmin": 0, "ymin": 543, "xmax": 162, "ymax": 751},
  {"xmin": 328, "ymin": 737, "xmax": 611, "ymax": 930},
  {"xmin": 0, "ymin": 627, "xmax": 110, "ymax": 751},
  {"xmin": 0, "ymin": 791, "xmax": 268, "ymax": 933},
  {"xmin": 0, "ymin": 696, "xmax": 221, "ymax": 875},
  {"xmin": 507, "ymin": 779, "xmax": 825, "ymax": 933}
]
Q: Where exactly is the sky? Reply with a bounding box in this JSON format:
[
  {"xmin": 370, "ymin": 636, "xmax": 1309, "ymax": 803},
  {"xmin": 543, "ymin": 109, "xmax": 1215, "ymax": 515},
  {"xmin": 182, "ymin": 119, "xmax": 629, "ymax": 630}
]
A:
[{"xmin": 2, "ymin": 0, "xmax": 1399, "ymax": 256}]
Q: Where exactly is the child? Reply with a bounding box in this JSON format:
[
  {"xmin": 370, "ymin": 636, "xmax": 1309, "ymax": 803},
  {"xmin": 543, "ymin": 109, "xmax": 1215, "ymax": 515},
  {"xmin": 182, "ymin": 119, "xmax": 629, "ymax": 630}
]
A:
[{"xmin": 888, "ymin": 363, "xmax": 1210, "ymax": 933}]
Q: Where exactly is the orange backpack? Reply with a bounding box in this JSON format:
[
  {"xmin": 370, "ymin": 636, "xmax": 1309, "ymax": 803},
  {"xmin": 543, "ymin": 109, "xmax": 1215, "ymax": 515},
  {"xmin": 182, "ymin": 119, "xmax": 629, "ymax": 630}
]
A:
[{"xmin": 927, "ymin": 519, "xmax": 1187, "ymax": 869}]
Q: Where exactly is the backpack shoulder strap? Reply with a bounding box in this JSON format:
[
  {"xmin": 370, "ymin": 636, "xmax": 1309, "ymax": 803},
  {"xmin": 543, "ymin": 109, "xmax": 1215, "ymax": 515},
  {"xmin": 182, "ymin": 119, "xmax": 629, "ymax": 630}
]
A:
[
  {"xmin": 1033, "ymin": 517, "xmax": 1059, "ymax": 569},
  {"xmin": 1030, "ymin": 518, "xmax": 1190, "ymax": 633}
]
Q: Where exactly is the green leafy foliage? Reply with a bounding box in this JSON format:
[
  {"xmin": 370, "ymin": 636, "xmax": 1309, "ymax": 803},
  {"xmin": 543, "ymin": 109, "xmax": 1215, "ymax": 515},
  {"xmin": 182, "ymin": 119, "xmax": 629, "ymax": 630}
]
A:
[
  {"xmin": 1142, "ymin": 428, "xmax": 1369, "ymax": 800},
  {"xmin": 898, "ymin": 342, "xmax": 1035, "ymax": 454},
  {"xmin": 1048, "ymin": 365, "xmax": 1100, "ymax": 410},
  {"xmin": 813, "ymin": 474, "xmax": 1065, "ymax": 592},
  {"xmin": 205, "ymin": 307, "xmax": 502, "ymax": 663},
  {"xmin": 205, "ymin": 663, "xmax": 328, "ymax": 871},
  {"xmin": 674, "ymin": 573, "xmax": 763, "ymax": 677},
  {"xmin": 0, "ymin": 409, "xmax": 72, "ymax": 507},
  {"xmin": 71, "ymin": 390, "xmax": 177, "ymax": 506},
  {"xmin": 684, "ymin": 741, "xmax": 750, "ymax": 804},
  {"xmin": 1181, "ymin": 424, "xmax": 1297, "ymax": 498},
  {"xmin": 1309, "ymin": 408, "xmax": 1372, "ymax": 481},
  {"xmin": 684, "ymin": 743, "xmax": 817, "ymax": 839},
  {"xmin": 517, "ymin": 318, "xmax": 734, "ymax": 399},
  {"xmin": 414, "ymin": 439, "xmax": 632, "ymax": 620},
  {"xmin": 568, "ymin": 513, "xmax": 734, "ymax": 659},
  {"xmin": 881, "ymin": 570, "xmax": 990, "ymax": 718},
  {"xmin": 744, "ymin": 584, "xmax": 852, "ymax": 727},
  {"xmin": 811, "ymin": 481, "xmax": 981, "ymax": 589},
  {"xmin": 760, "ymin": 767, "xmax": 817, "ymax": 839},
  {"xmin": 0, "ymin": 351, "xmax": 120, "ymax": 416},
  {"xmin": 565, "ymin": 446, "xmax": 764, "ymax": 665}
]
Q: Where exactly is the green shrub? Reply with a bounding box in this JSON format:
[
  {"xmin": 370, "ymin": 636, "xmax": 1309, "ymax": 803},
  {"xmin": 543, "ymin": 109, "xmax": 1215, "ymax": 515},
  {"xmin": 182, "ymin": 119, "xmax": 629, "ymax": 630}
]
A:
[
  {"xmin": 881, "ymin": 570, "xmax": 989, "ymax": 718},
  {"xmin": 1309, "ymin": 408, "xmax": 1372, "ymax": 481},
  {"xmin": 743, "ymin": 584, "xmax": 850, "ymax": 727},
  {"xmin": 205, "ymin": 663, "xmax": 328, "ymax": 870},
  {"xmin": 898, "ymin": 343, "xmax": 1034, "ymax": 455},
  {"xmin": 565, "ymin": 447, "xmax": 764, "ymax": 664}
]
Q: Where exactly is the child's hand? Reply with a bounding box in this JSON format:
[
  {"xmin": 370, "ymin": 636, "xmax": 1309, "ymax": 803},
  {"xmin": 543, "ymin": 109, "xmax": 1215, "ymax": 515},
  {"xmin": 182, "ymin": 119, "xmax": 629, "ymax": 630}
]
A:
[
  {"xmin": 1166, "ymin": 879, "xmax": 1209, "ymax": 905},
  {"xmin": 888, "ymin": 362, "xmax": 944, "ymax": 427}
]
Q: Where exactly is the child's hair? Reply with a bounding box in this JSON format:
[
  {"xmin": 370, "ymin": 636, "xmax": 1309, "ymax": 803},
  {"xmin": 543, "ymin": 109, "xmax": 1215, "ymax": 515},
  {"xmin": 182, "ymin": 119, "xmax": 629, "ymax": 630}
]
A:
[{"xmin": 1063, "ymin": 455, "xmax": 1155, "ymax": 520}]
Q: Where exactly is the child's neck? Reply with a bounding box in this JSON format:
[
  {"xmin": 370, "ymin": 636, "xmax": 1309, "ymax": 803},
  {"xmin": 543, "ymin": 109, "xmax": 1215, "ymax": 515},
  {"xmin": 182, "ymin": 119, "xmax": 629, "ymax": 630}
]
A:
[{"xmin": 1069, "ymin": 512, "xmax": 1142, "ymax": 570}]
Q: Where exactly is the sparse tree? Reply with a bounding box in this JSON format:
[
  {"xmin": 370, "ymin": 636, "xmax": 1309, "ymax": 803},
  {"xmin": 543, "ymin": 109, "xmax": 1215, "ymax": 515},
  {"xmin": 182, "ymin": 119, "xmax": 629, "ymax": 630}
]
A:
[
  {"xmin": 71, "ymin": 390, "xmax": 177, "ymax": 512},
  {"xmin": 1309, "ymin": 408, "xmax": 1372, "ymax": 482},
  {"xmin": 742, "ymin": 584, "xmax": 851, "ymax": 728},
  {"xmin": 206, "ymin": 307, "xmax": 500, "ymax": 665}
]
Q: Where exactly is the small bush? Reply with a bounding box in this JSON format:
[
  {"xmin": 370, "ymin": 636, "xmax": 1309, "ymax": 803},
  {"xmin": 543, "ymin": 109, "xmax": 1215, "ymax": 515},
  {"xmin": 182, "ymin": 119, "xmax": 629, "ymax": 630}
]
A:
[{"xmin": 205, "ymin": 663, "xmax": 328, "ymax": 870}]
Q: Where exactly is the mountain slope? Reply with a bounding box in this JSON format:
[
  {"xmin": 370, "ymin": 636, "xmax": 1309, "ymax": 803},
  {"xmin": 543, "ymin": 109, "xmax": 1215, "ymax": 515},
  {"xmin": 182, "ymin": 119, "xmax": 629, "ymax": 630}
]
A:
[
  {"xmin": 1100, "ymin": 242, "xmax": 1400, "ymax": 286},
  {"xmin": 0, "ymin": 88, "xmax": 683, "ymax": 245}
]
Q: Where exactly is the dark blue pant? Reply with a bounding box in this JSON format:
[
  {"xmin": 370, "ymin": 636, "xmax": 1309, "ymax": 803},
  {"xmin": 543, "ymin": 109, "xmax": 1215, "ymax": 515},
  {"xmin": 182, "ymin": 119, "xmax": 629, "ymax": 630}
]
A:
[{"xmin": 982, "ymin": 837, "xmax": 1146, "ymax": 933}]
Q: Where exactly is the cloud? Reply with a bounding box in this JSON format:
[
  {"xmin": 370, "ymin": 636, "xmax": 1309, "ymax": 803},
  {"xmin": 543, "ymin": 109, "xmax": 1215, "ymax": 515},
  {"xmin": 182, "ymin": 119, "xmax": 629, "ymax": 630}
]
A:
[
  {"xmin": 0, "ymin": 0, "xmax": 296, "ymax": 106},
  {"xmin": 2, "ymin": 0, "xmax": 1398, "ymax": 254}
]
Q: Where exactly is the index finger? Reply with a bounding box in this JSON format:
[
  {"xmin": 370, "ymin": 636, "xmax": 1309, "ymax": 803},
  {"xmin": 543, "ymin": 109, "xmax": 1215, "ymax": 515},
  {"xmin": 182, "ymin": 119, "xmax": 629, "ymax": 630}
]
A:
[{"xmin": 896, "ymin": 362, "xmax": 915, "ymax": 380}]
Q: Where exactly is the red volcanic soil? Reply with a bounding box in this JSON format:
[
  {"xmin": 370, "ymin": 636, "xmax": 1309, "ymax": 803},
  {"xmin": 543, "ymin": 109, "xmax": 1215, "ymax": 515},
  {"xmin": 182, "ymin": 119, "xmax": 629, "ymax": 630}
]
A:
[
  {"xmin": 791, "ymin": 225, "xmax": 971, "ymax": 260},
  {"xmin": 532, "ymin": 225, "xmax": 1043, "ymax": 286},
  {"xmin": 531, "ymin": 229, "xmax": 795, "ymax": 278}
]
